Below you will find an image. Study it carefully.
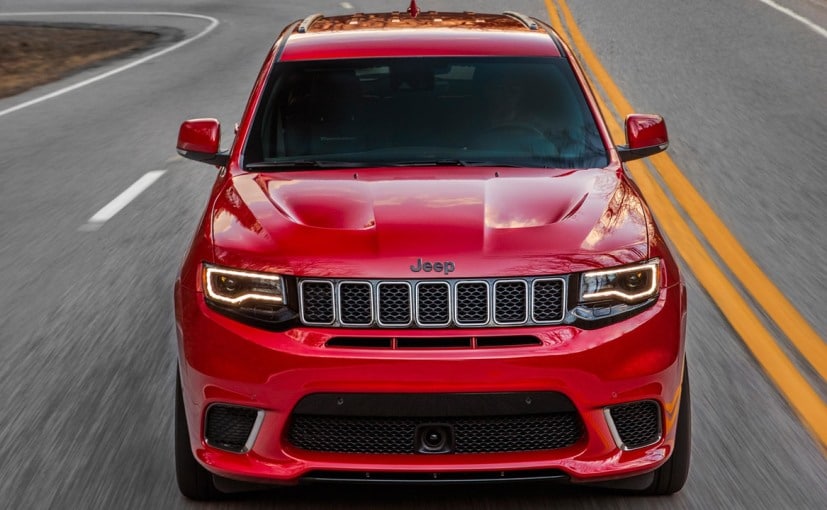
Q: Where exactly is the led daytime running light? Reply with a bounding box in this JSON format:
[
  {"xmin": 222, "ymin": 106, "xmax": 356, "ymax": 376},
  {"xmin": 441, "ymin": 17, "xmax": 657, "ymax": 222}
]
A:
[
  {"xmin": 204, "ymin": 265, "xmax": 284, "ymax": 305},
  {"xmin": 581, "ymin": 260, "xmax": 659, "ymax": 303}
]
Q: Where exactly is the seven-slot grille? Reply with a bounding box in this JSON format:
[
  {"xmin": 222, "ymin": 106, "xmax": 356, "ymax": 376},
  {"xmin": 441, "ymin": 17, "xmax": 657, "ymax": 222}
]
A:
[{"xmin": 299, "ymin": 277, "xmax": 566, "ymax": 328}]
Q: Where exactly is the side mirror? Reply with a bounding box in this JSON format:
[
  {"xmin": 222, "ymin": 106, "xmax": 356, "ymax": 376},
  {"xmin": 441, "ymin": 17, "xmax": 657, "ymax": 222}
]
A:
[
  {"xmin": 616, "ymin": 114, "xmax": 668, "ymax": 162},
  {"xmin": 177, "ymin": 118, "xmax": 229, "ymax": 166}
]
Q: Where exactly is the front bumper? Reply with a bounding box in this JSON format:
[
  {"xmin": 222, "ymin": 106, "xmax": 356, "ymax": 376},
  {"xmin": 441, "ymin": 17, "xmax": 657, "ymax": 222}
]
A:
[{"xmin": 175, "ymin": 281, "xmax": 685, "ymax": 486}]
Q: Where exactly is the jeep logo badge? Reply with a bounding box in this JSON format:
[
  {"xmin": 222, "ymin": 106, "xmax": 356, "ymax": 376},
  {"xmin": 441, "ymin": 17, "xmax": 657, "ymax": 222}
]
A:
[{"xmin": 410, "ymin": 258, "xmax": 455, "ymax": 275}]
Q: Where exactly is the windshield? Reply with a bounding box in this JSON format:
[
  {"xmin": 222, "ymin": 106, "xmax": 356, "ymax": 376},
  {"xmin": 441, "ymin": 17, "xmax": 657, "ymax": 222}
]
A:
[{"xmin": 244, "ymin": 57, "xmax": 608, "ymax": 169}]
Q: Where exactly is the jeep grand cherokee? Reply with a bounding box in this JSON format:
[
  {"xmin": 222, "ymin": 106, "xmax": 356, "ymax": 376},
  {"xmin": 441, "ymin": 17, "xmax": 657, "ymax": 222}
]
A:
[{"xmin": 174, "ymin": 6, "xmax": 689, "ymax": 500}]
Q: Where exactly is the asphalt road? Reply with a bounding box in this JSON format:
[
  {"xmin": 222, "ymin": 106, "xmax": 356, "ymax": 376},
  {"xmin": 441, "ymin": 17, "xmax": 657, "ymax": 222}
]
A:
[{"xmin": 0, "ymin": 0, "xmax": 825, "ymax": 508}]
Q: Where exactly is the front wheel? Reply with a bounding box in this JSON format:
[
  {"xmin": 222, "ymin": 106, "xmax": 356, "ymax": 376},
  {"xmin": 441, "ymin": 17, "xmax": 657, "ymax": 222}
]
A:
[
  {"xmin": 175, "ymin": 369, "xmax": 222, "ymax": 500},
  {"xmin": 643, "ymin": 361, "xmax": 692, "ymax": 494}
]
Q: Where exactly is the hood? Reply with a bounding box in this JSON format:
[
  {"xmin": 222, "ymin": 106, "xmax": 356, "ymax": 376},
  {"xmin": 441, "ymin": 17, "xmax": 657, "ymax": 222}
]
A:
[{"xmin": 211, "ymin": 167, "xmax": 649, "ymax": 278}]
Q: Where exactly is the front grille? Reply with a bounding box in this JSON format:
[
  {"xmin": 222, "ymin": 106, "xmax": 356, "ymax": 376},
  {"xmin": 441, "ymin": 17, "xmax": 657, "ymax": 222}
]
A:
[
  {"xmin": 532, "ymin": 279, "xmax": 565, "ymax": 322},
  {"xmin": 416, "ymin": 282, "xmax": 450, "ymax": 325},
  {"xmin": 299, "ymin": 276, "xmax": 566, "ymax": 328},
  {"xmin": 607, "ymin": 401, "xmax": 662, "ymax": 449},
  {"xmin": 494, "ymin": 281, "xmax": 528, "ymax": 323},
  {"xmin": 377, "ymin": 283, "xmax": 411, "ymax": 325},
  {"xmin": 205, "ymin": 405, "xmax": 260, "ymax": 453},
  {"xmin": 300, "ymin": 281, "xmax": 334, "ymax": 324},
  {"xmin": 287, "ymin": 413, "xmax": 583, "ymax": 454},
  {"xmin": 339, "ymin": 282, "xmax": 372, "ymax": 325},
  {"xmin": 455, "ymin": 282, "xmax": 488, "ymax": 324}
]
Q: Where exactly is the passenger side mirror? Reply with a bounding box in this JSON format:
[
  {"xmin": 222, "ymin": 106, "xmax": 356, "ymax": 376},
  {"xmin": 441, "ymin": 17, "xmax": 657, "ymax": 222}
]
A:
[
  {"xmin": 177, "ymin": 118, "xmax": 229, "ymax": 166},
  {"xmin": 616, "ymin": 114, "xmax": 668, "ymax": 162}
]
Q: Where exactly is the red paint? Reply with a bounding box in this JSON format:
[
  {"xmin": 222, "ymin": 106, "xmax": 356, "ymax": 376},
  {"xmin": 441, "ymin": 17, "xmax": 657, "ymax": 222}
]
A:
[
  {"xmin": 176, "ymin": 281, "xmax": 684, "ymax": 483},
  {"xmin": 626, "ymin": 114, "xmax": 668, "ymax": 150},
  {"xmin": 177, "ymin": 118, "xmax": 221, "ymax": 154},
  {"xmin": 208, "ymin": 166, "xmax": 649, "ymax": 277},
  {"xmin": 281, "ymin": 31, "xmax": 562, "ymax": 61},
  {"xmin": 175, "ymin": 10, "xmax": 686, "ymax": 492}
]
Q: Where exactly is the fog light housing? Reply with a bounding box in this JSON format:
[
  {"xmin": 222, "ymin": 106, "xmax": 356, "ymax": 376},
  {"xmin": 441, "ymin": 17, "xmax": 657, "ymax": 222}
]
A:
[{"xmin": 204, "ymin": 404, "xmax": 264, "ymax": 453}]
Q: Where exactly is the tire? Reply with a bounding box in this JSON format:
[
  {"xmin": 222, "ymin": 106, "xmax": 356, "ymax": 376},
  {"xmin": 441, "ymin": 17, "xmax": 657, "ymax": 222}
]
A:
[
  {"xmin": 643, "ymin": 360, "xmax": 692, "ymax": 495},
  {"xmin": 175, "ymin": 369, "xmax": 222, "ymax": 500}
]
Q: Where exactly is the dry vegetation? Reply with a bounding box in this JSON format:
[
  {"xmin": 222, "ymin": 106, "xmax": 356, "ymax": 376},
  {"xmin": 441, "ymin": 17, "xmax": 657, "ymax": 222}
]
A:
[{"xmin": 0, "ymin": 24, "xmax": 158, "ymax": 99}]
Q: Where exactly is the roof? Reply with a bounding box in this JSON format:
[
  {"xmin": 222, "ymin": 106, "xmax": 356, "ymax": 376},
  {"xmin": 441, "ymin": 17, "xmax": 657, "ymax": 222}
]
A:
[{"xmin": 278, "ymin": 12, "xmax": 563, "ymax": 61}]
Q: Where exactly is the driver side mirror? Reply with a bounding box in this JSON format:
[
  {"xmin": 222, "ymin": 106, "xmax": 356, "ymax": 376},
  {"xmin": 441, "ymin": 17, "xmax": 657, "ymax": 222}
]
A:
[
  {"xmin": 177, "ymin": 118, "xmax": 229, "ymax": 166},
  {"xmin": 616, "ymin": 114, "xmax": 668, "ymax": 162}
]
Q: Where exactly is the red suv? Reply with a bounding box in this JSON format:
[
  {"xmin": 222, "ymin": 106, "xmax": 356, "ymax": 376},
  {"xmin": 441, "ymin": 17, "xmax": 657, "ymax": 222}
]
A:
[{"xmin": 174, "ymin": 6, "xmax": 689, "ymax": 500}]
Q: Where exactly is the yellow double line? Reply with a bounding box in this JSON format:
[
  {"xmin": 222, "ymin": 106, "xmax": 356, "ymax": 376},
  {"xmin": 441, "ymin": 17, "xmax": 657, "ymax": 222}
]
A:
[{"xmin": 542, "ymin": 0, "xmax": 827, "ymax": 448}]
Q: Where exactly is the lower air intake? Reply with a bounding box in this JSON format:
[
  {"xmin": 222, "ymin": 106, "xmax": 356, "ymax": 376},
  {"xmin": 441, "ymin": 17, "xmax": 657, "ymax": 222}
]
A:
[
  {"xmin": 205, "ymin": 405, "xmax": 260, "ymax": 453},
  {"xmin": 607, "ymin": 400, "xmax": 662, "ymax": 450},
  {"xmin": 287, "ymin": 413, "xmax": 582, "ymax": 454}
]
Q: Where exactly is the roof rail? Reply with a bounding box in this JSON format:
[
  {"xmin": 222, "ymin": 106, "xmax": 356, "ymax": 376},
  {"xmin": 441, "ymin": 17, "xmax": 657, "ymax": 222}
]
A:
[
  {"xmin": 502, "ymin": 11, "xmax": 539, "ymax": 31},
  {"xmin": 297, "ymin": 13, "xmax": 323, "ymax": 33}
]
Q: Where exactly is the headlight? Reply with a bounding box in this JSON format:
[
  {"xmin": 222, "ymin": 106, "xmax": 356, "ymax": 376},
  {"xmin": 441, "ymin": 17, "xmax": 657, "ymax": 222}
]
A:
[
  {"xmin": 580, "ymin": 259, "xmax": 660, "ymax": 304},
  {"xmin": 204, "ymin": 265, "xmax": 284, "ymax": 305},
  {"xmin": 574, "ymin": 260, "xmax": 660, "ymax": 323},
  {"xmin": 203, "ymin": 264, "xmax": 294, "ymax": 325}
]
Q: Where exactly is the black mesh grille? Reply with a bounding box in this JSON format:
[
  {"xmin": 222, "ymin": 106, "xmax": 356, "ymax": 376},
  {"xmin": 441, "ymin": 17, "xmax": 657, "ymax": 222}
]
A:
[
  {"xmin": 287, "ymin": 413, "xmax": 582, "ymax": 454},
  {"xmin": 288, "ymin": 416, "xmax": 417, "ymax": 454},
  {"xmin": 453, "ymin": 414, "xmax": 582, "ymax": 453},
  {"xmin": 205, "ymin": 405, "xmax": 258, "ymax": 452},
  {"xmin": 455, "ymin": 282, "xmax": 488, "ymax": 324},
  {"xmin": 494, "ymin": 281, "xmax": 527, "ymax": 323},
  {"xmin": 339, "ymin": 283, "xmax": 372, "ymax": 325},
  {"xmin": 301, "ymin": 282, "xmax": 334, "ymax": 324},
  {"xmin": 532, "ymin": 279, "xmax": 564, "ymax": 322},
  {"xmin": 417, "ymin": 283, "xmax": 450, "ymax": 325},
  {"xmin": 378, "ymin": 283, "xmax": 411, "ymax": 325},
  {"xmin": 609, "ymin": 401, "xmax": 661, "ymax": 449}
]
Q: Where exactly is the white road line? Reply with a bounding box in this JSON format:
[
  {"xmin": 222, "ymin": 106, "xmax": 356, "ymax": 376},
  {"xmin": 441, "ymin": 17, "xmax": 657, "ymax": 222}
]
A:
[
  {"xmin": 0, "ymin": 11, "xmax": 220, "ymax": 119},
  {"xmin": 756, "ymin": 0, "xmax": 827, "ymax": 39},
  {"xmin": 80, "ymin": 170, "xmax": 167, "ymax": 231}
]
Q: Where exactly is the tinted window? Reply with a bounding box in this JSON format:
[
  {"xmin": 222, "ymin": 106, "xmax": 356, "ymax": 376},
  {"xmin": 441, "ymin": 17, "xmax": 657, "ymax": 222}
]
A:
[{"xmin": 245, "ymin": 57, "xmax": 607, "ymax": 168}]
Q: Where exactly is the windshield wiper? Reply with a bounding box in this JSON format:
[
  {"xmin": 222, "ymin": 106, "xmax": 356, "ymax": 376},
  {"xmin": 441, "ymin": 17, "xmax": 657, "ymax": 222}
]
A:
[
  {"xmin": 245, "ymin": 160, "xmax": 373, "ymax": 170},
  {"xmin": 387, "ymin": 159, "xmax": 469, "ymax": 167},
  {"xmin": 246, "ymin": 159, "xmax": 531, "ymax": 170},
  {"xmin": 387, "ymin": 159, "xmax": 524, "ymax": 168}
]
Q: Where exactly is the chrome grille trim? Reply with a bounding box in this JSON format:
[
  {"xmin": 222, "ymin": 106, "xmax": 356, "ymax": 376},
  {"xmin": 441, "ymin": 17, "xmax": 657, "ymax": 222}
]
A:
[
  {"xmin": 337, "ymin": 281, "xmax": 373, "ymax": 326},
  {"xmin": 415, "ymin": 282, "xmax": 451, "ymax": 327},
  {"xmin": 454, "ymin": 281, "xmax": 490, "ymax": 326},
  {"xmin": 531, "ymin": 278, "xmax": 566, "ymax": 323},
  {"xmin": 298, "ymin": 277, "xmax": 567, "ymax": 329},
  {"xmin": 376, "ymin": 282, "xmax": 413, "ymax": 327},
  {"xmin": 493, "ymin": 280, "xmax": 528, "ymax": 325},
  {"xmin": 299, "ymin": 280, "xmax": 335, "ymax": 325}
]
